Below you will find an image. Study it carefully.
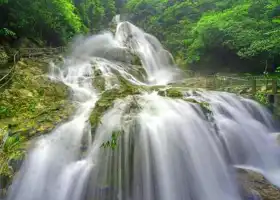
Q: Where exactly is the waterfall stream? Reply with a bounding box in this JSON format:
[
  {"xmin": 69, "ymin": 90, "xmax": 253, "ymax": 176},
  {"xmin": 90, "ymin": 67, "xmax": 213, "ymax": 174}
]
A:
[{"xmin": 5, "ymin": 20, "xmax": 280, "ymax": 200}]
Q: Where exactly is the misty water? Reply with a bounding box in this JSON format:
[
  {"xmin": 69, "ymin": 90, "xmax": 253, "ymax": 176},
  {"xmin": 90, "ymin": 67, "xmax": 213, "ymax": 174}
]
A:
[{"xmin": 5, "ymin": 20, "xmax": 280, "ymax": 200}]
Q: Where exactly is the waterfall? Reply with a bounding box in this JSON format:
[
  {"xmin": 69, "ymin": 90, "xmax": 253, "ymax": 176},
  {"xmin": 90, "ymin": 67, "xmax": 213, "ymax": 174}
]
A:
[{"xmin": 5, "ymin": 21, "xmax": 280, "ymax": 200}]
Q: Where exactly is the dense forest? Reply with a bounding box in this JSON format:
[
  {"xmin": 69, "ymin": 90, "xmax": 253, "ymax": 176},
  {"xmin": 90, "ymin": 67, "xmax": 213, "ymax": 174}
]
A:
[
  {"xmin": 125, "ymin": 0, "xmax": 280, "ymax": 73},
  {"xmin": 0, "ymin": 0, "xmax": 125, "ymax": 45},
  {"xmin": 0, "ymin": 0, "xmax": 280, "ymax": 72}
]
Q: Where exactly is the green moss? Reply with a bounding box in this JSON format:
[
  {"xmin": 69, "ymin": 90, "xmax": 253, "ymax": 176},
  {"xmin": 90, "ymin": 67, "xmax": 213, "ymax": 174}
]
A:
[
  {"xmin": 254, "ymin": 91, "xmax": 269, "ymax": 106},
  {"xmin": 0, "ymin": 134, "xmax": 26, "ymax": 190},
  {"xmin": 93, "ymin": 75, "xmax": 106, "ymax": 91},
  {"xmin": 132, "ymin": 55, "xmax": 142, "ymax": 66},
  {"xmin": 158, "ymin": 88, "xmax": 184, "ymax": 98},
  {"xmin": 183, "ymin": 98, "xmax": 213, "ymax": 119}
]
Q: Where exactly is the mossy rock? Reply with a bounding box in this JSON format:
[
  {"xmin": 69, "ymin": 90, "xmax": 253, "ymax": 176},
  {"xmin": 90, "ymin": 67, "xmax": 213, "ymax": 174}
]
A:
[
  {"xmin": 90, "ymin": 76, "xmax": 142, "ymax": 131},
  {"xmin": 0, "ymin": 59, "xmax": 74, "ymax": 192},
  {"xmin": 158, "ymin": 87, "xmax": 183, "ymax": 98},
  {"xmin": 131, "ymin": 55, "xmax": 141, "ymax": 66}
]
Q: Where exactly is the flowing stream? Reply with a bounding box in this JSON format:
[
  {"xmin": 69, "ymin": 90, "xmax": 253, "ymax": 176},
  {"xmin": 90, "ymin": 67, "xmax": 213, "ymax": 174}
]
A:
[{"xmin": 5, "ymin": 20, "xmax": 280, "ymax": 200}]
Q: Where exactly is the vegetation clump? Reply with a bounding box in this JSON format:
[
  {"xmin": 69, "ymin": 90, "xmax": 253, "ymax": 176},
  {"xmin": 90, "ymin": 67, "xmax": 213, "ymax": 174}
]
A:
[
  {"xmin": 101, "ymin": 130, "xmax": 124, "ymax": 150},
  {"xmin": 158, "ymin": 87, "xmax": 184, "ymax": 98}
]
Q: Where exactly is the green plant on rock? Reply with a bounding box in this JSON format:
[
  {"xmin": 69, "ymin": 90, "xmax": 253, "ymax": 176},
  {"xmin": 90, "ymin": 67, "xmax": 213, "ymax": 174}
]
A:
[
  {"xmin": 0, "ymin": 134, "xmax": 26, "ymax": 187},
  {"xmin": 0, "ymin": 28, "xmax": 16, "ymax": 37},
  {"xmin": 101, "ymin": 130, "xmax": 124, "ymax": 150},
  {"xmin": 254, "ymin": 91, "xmax": 269, "ymax": 106},
  {"xmin": 184, "ymin": 98, "xmax": 213, "ymax": 119}
]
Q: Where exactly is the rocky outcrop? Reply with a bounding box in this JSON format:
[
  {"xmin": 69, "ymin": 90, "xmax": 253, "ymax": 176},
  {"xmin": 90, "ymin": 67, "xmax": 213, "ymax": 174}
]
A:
[
  {"xmin": 0, "ymin": 59, "xmax": 74, "ymax": 196},
  {"xmin": 89, "ymin": 77, "xmax": 212, "ymax": 136},
  {"xmin": 237, "ymin": 168, "xmax": 280, "ymax": 200},
  {"xmin": 102, "ymin": 47, "xmax": 141, "ymax": 65}
]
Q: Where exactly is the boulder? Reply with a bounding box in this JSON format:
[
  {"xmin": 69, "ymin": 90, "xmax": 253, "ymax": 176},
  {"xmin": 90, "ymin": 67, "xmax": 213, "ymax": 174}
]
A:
[{"xmin": 237, "ymin": 168, "xmax": 280, "ymax": 200}]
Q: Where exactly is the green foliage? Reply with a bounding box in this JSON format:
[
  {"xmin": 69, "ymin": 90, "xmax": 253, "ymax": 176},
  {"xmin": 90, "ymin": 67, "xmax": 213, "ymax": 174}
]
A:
[
  {"xmin": 0, "ymin": 0, "xmax": 121, "ymax": 45},
  {"xmin": 254, "ymin": 91, "xmax": 269, "ymax": 106},
  {"xmin": 0, "ymin": 0, "xmax": 83, "ymax": 44},
  {"xmin": 101, "ymin": 130, "xmax": 123, "ymax": 149},
  {"xmin": 74, "ymin": 0, "xmax": 105, "ymax": 32},
  {"xmin": 0, "ymin": 28, "xmax": 16, "ymax": 37},
  {"xmin": 0, "ymin": 0, "xmax": 8, "ymax": 4},
  {"xmin": 125, "ymin": 0, "xmax": 280, "ymax": 73},
  {"xmin": 0, "ymin": 59, "xmax": 74, "ymax": 137},
  {"xmin": 0, "ymin": 134, "xmax": 26, "ymax": 178},
  {"xmin": 0, "ymin": 106, "xmax": 12, "ymax": 118}
]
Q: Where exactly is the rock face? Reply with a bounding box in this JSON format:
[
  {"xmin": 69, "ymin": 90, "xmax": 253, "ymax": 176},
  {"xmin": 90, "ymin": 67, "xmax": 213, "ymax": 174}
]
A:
[
  {"xmin": 0, "ymin": 59, "xmax": 74, "ymax": 196},
  {"xmin": 237, "ymin": 168, "xmax": 280, "ymax": 200}
]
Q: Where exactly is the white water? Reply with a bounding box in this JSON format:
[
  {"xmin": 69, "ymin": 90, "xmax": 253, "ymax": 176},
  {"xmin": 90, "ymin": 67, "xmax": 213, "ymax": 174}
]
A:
[{"xmin": 5, "ymin": 21, "xmax": 280, "ymax": 200}]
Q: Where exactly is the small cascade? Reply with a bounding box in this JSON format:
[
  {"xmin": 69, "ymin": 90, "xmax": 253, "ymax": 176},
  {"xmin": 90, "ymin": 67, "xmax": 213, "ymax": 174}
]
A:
[
  {"xmin": 115, "ymin": 21, "xmax": 180, "ymax": 84},
  {"xmin": 7, "ymin": 60, "xmax": 97, "ymax": 200}
]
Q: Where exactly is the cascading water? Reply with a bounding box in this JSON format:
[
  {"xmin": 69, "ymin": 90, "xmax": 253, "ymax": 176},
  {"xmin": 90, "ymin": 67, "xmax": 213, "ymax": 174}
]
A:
[
  {"xmin": 5, "ymin": 19, "xmax": 280, "ymax": 200},
  {"xmin": 6, "ymin": 60, "xmax": 97, "ymax": 200}
]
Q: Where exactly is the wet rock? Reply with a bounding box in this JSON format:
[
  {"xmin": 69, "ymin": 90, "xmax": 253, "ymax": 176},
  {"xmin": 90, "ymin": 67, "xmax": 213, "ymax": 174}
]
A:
[
  {"xmin": 158, "ymin": 49, "xmax": 175, "ymax": 65},
  {"xmin": 103, "ymin": 47, "xmax": 141, "ymax": 65},
  {"xmin": 237, "ymin": 168, "xmax": 280, "ymax": 200}
]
